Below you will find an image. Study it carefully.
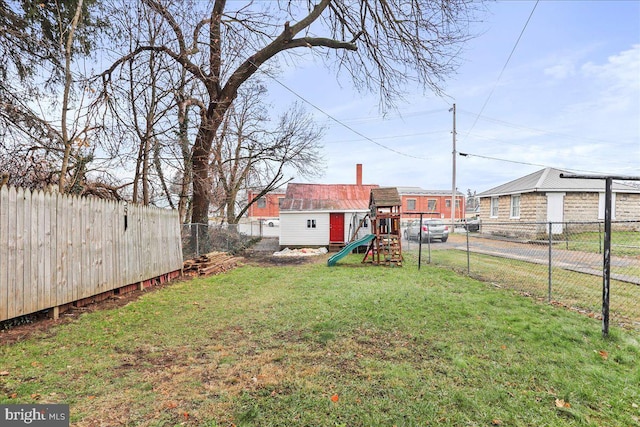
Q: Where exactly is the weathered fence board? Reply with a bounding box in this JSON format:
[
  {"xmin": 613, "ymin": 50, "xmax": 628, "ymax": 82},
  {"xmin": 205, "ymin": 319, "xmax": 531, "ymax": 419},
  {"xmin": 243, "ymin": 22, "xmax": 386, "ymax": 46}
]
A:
[{"xmin": 0, "ymin": 186, "xmax": 183, "ymax": 322}]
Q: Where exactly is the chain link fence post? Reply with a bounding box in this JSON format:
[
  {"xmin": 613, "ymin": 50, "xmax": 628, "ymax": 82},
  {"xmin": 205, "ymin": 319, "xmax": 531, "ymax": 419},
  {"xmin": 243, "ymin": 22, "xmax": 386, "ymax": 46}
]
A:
[
  {"xmin": 406, "ymin": 218, "xmax": 640, "ymax": 332},
  {"xmin": 548, "ymin": 222, "xmax": 553, "ymax": 303},
  {"xmin": 465, "ymin": 225, "xmax": 470, "ymax": 275},
  {"xmin": 195, "ymin": 224, "xmax": 200, "ymax": 257}
]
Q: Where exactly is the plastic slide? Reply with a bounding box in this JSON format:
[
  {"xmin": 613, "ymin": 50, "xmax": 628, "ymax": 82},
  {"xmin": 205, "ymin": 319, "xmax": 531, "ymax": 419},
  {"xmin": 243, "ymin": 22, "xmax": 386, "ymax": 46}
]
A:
[{"xmin": 327, "ymin": 234, "xmax": 376, "ymax": 267}]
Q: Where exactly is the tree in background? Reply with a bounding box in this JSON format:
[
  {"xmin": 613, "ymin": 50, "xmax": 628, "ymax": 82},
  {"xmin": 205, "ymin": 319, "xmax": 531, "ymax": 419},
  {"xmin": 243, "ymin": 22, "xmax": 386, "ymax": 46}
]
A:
[
  {"xmin": 99, "ymin": 0, "xmax": 479, "ymax": 241},
  {"xmin": 0, "ymin": 0, "xmax": 106, "ymax": 193},
  {"xmin": 466, "ymin": 189, "xmax": 479, "ymax": 213},
  {"xmin": 101, "ymin": 0, "xmax": 187, "ymax": 207},
  {"xmin": 212, "ymin": 82, "xmax": 325, "ymax": 225}
]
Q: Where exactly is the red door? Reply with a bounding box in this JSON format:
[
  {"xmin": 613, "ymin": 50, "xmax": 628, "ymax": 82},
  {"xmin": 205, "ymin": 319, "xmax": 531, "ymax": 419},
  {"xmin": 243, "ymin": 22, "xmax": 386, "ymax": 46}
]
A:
[{"xmin": 329, "ymin": 213, "xmax": 345, "ymax": 243}]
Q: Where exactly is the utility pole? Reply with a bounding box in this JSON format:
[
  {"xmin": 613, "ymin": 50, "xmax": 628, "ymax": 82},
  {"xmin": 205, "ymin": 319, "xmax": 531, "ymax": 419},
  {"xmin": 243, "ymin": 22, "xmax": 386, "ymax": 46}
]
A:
[{"xmin": 450, "ymin": 103, "xmax": 457, "ymax": 232}]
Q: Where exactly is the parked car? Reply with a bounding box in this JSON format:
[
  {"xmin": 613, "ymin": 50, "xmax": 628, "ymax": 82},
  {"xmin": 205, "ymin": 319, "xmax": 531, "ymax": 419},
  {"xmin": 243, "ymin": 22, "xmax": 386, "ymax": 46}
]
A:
[
  {"xmin": 404, "ymin": 219, "xmax": 449, "ymax": 242},
  {"xmin": 463, "ymin": 218, "xmax": 481, "ymax": 232},
  {"xmin": 262, "ymin": 218, "xmax": 280, "ymax": 227}
]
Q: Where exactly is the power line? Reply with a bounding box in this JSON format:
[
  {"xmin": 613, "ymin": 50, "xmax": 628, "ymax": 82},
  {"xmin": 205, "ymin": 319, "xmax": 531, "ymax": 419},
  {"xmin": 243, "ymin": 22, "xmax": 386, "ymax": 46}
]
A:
[
  {"xmin": 457, "ymin": 108, "xmax": 618, "ymax": 145},
  {"xmin": 324, "ymin": 129, "xmax": 449, "ymax": 144},
  {"xmin": 462, "ymin": 0, "xmax": 540, "ymax": 142},
  {"xmin": 333, "ymin": 108, "xmax": 445, "ymax": 125},
  {"xmin": 458, "ymin": 151, "xmax": 630, "ymax": 176},
  {"xmin": 251, "ymin": 62, "xmax": 430, "ymax": 160}
]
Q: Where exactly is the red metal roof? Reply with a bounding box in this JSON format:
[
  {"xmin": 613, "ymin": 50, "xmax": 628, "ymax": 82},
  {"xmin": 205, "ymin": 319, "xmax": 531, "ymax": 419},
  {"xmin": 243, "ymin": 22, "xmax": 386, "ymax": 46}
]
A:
[{"xmin": 280, "ymin": 183, "xmax": 379, "ymax": 211}]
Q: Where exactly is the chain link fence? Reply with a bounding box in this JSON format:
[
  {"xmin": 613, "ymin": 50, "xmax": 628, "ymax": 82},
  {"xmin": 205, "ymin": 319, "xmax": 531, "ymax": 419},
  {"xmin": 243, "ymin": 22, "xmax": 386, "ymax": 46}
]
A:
[
  {"xmin": 405, "ymin": 220, "xmax": 640, "ymax": 330},
  {"xmin": 181, "ymin": 220, "xmax": 269, "ymax": 259}
]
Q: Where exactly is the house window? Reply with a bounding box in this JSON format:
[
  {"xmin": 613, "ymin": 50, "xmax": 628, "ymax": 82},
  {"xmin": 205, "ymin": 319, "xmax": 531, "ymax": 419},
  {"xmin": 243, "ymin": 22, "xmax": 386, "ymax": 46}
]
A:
[
  {"xmin": 445, "ymin": 199, "xmax": 460, "ymax": 208},
  {"xmin": 490, "ymin": 197, "xmax": 499, "ymax": 218},
  {"xmin": 306, "ymin": 219, "xmax": 316, "ymax": 228},
  {"xmin": 510, "ymin": 195, "xmax": 521, "ymax": 219},
  {"xmin": 257, "ymin": 198, "xmax": 266, "ymax": 208},
  {"xmin": 407, "ymin": 199, "xmax": 416, "ymax": 210},
  {"xmin": 427, "ymin": 199, "xmax": 437, "ymax": 211}
]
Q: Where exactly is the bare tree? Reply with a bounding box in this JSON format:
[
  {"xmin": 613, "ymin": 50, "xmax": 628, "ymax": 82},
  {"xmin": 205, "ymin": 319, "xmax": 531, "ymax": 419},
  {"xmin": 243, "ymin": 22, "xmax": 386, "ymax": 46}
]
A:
[
  {"xmin": 0, "ymin": 151, "xmax": 57, "ymax": 190},
  {"xmin": 99, "ymin": 0, "xmax": 479, "ymax": 238},
  {"xmin": 211, "ymin": 82, "xmax": 325, "ymax": 224},
  {"xmin": 59, "ymin": 0, "xmax": 86, "ymax": 192},
  {"xmin": 466, "ymin": 188, "xmax": 479, "ymax": 212},
  {"xmin": 104, "ymin": 1, "xmax": 177, "ymax": 206},
  {"xmin": 0, "ymin": 0, "xmax": 105, "ymax": 193}
]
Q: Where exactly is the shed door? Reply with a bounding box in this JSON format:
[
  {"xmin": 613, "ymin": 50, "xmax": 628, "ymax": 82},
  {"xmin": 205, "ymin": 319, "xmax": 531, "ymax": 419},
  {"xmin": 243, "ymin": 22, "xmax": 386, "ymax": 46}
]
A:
[
  {"xmin": 329, "ymin": 213, "xmax": 345, "ymax": 242},
  {"xmin": 547, "ymin": 193, "xmax": 565, "ymax": 234}
]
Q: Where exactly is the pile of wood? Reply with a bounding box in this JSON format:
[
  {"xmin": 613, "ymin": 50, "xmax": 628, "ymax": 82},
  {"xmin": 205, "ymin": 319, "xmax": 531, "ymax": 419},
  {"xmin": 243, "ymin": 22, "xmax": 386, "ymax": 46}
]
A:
[{"xmin": 183, "ymin": 251, "xmax": 242, "ymax": 277}]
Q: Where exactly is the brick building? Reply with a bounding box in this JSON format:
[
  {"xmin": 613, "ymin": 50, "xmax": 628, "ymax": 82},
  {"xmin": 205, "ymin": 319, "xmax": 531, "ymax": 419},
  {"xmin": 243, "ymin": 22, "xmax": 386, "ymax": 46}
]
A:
[
  {"xmin": 246, "ymin": 188, "xmax": 286, "ymax": 220},
  {"xmin": 397, "ymin": 187, "xmax": 466, "ymax": 225}
]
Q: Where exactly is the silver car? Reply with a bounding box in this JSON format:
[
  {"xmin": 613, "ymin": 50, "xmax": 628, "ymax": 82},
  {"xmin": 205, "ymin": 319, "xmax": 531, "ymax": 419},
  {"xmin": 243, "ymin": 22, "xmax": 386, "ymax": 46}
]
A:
[{"xmin": 405, "ymin": 219, "xmax": 449, "ymax": 242}]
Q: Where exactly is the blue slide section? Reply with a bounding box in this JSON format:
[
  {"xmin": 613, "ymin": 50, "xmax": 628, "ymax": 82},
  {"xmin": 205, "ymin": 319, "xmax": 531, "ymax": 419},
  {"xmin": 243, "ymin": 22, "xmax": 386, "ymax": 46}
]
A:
[{"xmin": 327, "ymin": 234, "xmax": 376, "ymax": 267}]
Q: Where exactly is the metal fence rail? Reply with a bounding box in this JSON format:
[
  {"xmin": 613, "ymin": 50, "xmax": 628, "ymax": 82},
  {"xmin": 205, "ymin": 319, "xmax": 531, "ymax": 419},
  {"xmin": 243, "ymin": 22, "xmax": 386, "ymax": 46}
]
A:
[{"xmin": 407, "ymin": 220, "xmax": 640, "ymax": 330}]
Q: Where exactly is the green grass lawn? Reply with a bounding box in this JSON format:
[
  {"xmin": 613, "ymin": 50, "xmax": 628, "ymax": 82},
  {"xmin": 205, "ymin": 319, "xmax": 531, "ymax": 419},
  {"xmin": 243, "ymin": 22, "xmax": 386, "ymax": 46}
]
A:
[
  {"xmin": 1, "ymin": 255, "xmax": 639, "ymax": 426},
  {"xmin": 420, "ymin": 248, "xmax": 640, "ymax": 328},
  {"xmin": 565, "ymin": 230, "xmax": 640, "ymax": 257}
]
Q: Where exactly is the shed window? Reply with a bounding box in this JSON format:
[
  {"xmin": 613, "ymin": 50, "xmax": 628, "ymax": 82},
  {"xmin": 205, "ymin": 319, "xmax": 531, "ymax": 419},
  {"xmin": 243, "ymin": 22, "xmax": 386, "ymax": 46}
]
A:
[
  {"xmin": 307, "ymin": 219, "xmax": 316, "ymax": 228},
  {"xmin": 510, "ymin": 195, "xmax": 521, "ymax": 219},
  {"xmin": 490, "ymin": 197, "xmax": 499, "ymax": 218},
  {"xmin": 407, "ymin": 199, "xmax": 416, "ymax": 210},
  {"xmin": 257, "ymin": 198, "xmax": 266, "ymax": 208}
]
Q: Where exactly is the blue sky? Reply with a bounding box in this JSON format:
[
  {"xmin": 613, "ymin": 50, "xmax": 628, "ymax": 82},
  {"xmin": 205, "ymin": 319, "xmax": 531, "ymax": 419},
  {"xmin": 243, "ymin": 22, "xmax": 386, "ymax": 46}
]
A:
[{"xmin": 263, "ymin": 0, "xmax": 640, "ymax": 195}]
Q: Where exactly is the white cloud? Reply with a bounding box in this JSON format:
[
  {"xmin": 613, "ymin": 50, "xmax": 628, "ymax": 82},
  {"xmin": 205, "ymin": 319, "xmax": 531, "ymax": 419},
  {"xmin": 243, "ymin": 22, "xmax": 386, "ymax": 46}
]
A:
[
  {"xmin": 581, "ymin": 44, "xmax": 640, "ymax": 92},
  {"xmin": 543, "ymin": 62, "xmax": 576, "ymax": 79}
]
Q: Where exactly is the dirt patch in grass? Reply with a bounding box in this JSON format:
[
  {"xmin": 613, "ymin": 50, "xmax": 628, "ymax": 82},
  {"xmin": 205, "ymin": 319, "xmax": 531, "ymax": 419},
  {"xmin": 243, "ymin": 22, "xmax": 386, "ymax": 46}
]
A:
[
  {"xmin": 0, "ymin": 247, "xmax": 324, "ymax": 345},
  {"xmin": 0, "ymin": 280, "xmax": 178, "ymax": 346},
  {"xmin": 240, "ymin": 251, "xmax": 327, "ymax": 267}
]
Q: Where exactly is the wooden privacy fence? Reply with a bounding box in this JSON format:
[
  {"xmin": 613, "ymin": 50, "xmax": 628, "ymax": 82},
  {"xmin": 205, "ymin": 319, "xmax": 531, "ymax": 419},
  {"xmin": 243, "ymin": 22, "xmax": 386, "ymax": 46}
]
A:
[{"xmin": 0, "ymin": 185, "xmax": 183, "ymax": 322}]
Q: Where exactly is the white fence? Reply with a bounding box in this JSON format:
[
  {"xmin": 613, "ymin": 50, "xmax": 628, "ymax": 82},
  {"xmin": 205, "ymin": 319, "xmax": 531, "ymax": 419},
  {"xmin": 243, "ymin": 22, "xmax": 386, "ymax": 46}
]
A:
[{"xmin": 0, "ymin": 185, "xmax": 183, "ymax": 322}]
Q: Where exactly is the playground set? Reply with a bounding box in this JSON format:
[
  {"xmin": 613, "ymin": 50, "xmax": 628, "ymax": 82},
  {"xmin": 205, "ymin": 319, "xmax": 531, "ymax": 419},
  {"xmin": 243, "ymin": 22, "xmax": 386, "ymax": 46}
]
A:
[{"xmin": 327, "ymin": 187, "xmax": 403, "ymax": 267}]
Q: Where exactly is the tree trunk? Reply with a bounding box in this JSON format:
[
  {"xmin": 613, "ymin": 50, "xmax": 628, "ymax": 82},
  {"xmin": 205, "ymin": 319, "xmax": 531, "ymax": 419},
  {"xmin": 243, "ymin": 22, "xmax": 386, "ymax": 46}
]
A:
[
  {"xmin": 189, "ymin": 93, "xmax": 232, "ymax": 249},
  {"xmin": 225, "ymin": 190, "xmax": 237, "ymax": 225},
  {"xmin": 143, "ymin": 136, "xmax": 150, "ymax": 204},
  {"xmin": 58, "ymin": 0, "xmax": 84, "ymax": 193},
  {"xmin": 189, "ymin": 124, "xmax": 214, "ymax": 253},
  {"xmin": 154, "ymin": 139, "xmax": 175, "ymax": 209}
]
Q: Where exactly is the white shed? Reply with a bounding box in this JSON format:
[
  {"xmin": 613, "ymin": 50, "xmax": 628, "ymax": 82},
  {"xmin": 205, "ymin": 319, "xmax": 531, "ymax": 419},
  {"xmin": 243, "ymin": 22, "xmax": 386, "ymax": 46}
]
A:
[{"xmin": 278, "ymin": 183, "xmax": 378, "ymax": 250}]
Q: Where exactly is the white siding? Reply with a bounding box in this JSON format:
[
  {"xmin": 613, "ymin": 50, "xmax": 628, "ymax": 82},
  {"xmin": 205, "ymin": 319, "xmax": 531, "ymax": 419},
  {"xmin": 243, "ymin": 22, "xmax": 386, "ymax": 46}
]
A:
[
  {"xmin": 279, "ymin": 210, "xmax": 371, "ymax": 247},
  {"xmin": 345, "ymin": 212, "xmax": 372, "ymax": 241},
  {"xmin": 280, "ymin": 212, "xmax": 330, "ymax": 247}
]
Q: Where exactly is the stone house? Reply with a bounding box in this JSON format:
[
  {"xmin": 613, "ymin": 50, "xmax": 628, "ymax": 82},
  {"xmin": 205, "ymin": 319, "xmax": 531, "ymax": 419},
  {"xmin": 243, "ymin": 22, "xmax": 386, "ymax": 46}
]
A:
[{"xmin": 477, "ymin": 167, "xmax": 640, "ymax": 238}]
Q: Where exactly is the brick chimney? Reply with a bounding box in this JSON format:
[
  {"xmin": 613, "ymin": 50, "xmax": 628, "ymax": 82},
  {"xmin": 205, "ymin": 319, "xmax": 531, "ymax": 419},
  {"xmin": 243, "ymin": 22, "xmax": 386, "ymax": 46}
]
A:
[{"xmin": 356, "ymin": 164, "xmax": 363, "ymax": 186}]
